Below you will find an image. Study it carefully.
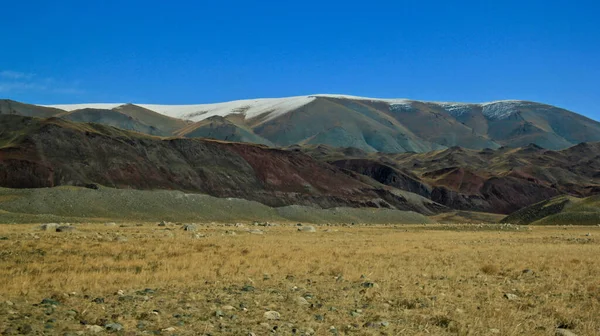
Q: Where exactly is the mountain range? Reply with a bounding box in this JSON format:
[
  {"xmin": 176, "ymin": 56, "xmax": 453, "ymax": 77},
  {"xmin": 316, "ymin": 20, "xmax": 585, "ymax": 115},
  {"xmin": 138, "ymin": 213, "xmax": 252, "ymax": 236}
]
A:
[
  {"xmin": 1, "ymin": 95, "xmax": 599, "ymax": 222},
  {"xmin": 2, "ymin": 94, "xmax": 599, "ymax": 152}
]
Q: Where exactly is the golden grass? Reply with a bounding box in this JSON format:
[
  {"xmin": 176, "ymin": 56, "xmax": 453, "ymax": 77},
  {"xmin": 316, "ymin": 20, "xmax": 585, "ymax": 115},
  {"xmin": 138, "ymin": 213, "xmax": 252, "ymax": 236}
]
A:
[{"xmin": 0, "ymin": 223, "xmax": 598, "ymax": 335}]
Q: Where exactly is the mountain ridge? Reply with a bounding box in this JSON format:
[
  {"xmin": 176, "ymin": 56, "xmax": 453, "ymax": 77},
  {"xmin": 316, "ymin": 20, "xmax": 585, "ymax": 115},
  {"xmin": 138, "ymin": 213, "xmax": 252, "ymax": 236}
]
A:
[{"xmin": 2, "ymin": 96, "xmax": 599, "ymax": 153}]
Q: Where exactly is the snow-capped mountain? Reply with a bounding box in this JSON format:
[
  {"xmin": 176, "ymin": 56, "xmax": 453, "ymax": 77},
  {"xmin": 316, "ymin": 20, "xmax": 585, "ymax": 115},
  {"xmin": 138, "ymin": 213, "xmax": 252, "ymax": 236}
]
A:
[{"xmin": 1, "ymin": 94, "xmax": 598, "ymax": 152}]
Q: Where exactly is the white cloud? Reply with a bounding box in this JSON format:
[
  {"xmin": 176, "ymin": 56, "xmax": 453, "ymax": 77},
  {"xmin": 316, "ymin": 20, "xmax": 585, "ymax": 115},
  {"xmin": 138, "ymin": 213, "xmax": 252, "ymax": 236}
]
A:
[
  {"xmin": 0, "ymin": 70, "xmax": 35, "ymax": 80},
  {"xmin": 0, "ymin": 70, "xmax": 83, "ymax": 95}
]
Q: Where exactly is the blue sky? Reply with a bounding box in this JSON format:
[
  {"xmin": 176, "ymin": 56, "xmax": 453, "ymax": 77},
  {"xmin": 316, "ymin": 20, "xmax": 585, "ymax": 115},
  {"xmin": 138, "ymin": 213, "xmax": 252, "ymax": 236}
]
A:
[{"xmin": 1, "ymin": 0, "xmax": 598, "ymax": 119}]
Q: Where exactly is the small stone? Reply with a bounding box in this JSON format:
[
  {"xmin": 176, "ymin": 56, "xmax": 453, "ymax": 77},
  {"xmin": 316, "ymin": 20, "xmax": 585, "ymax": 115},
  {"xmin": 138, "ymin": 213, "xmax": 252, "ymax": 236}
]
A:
[
  {"xmin": 298, "ymin": 226, "xmax": 316, "ymax": 233},
  {"xmin": 86, "ymin": 325, "xmax": 104, "ymax": 333},
  {"xmin": 162, "ymin": 327, "xmax": 176, "ymax": 332},
  {"xmin": 40, "ymin": 298, "xmax": 60, "ymax": 306},
  {"xmin": 264, "ymin": 311, "xmax": 281, "ymax": 320},
  {"xmin": 105, "ymin": 323, "xmax": 123, "ymax": 332},
  {"xmin": 183, "ymin": 224, "xmax": 197, "ymax": 232},
  {"xmin": 215, "ymin": 310, "xmax": 224, "ymax": 317},
  {"xmin": 222, "ymin": 305, "xmax": 236, "ymax": 311},
  {"xmin": 314, "ymin": 314, "xmax": 324, "ymax": 321},
  {"xmin": 104, "ymin": 222, "xmax": 117, "ymax": 227},
  {"xmin": 295, "ymin": 296, "xmax": 309, "ymax": 305},
  {"xmin": 241, "ymin": 284, "xmax": 255, "ymax": 292},
  {"xmin": 362, "ymin": 282, "xmax": 376, "ymax": 288},
  {"xmin": 556, "ymin": 329, "xmax": 578, "ymax": 336},
  {"xmin": 158, "ymin": 221, "xmax": 167, "ymax": 226},
  {"xmin": 17, "ymin": 325, "xmax": 33, "ymax": 334},
  {"xmin": 40, "ymin": 223, "xmax": 59, "ymax": 231},
  {"xmin": 249, "ymin": 229, "xmax": 264, "ymax": 235},
  {"xmin": 490, "ymin": 328, "xmax": 500, "ymax": 334},
  {"xmin": 504, "ymin": 293, "xmax": 519, "ymax": 300}
]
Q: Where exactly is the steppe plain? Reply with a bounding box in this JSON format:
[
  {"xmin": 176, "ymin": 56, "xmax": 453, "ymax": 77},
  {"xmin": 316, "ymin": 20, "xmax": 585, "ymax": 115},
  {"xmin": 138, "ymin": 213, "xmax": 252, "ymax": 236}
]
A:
[{"xmin": 1, "ymin": 222, "xmax": 598, "ymax": 335}]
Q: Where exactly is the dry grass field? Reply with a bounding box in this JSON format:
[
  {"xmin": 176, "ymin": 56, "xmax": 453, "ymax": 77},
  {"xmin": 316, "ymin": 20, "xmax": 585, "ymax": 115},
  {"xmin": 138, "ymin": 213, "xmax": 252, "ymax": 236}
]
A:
[{"xmin": 0, "ymin": 222, "xmax": 599, "ymax": 335}]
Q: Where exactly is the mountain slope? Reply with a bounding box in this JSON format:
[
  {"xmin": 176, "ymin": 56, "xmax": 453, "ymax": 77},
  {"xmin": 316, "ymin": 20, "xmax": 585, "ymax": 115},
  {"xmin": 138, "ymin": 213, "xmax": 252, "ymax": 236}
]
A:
[
  {"xmin": 61, "ymin": 108, "xmax": 165, "ymax": 135},
  {"xmin": 0, "ymin": 114, "xmax": 445, "ymax": 214},
  {"xmin": 113, "ymin": 104, "xmax": 190, "ymax": 135},
  {"xmin": 176, "ymin": 116, "xmax": 273, "ymax": 146},
  {"xmin": 43, "ymin": 95, "xmax": 600, "ymax": 152},
  {"xmin": 297, "ymin": 142, "xmax": 600, "ymax": 214},
  {"xmin": 1, "ymin": 99, "xmax": 64, "ymax": 118},
  {"xmin": 501, "ymin": 194, "xmax": 600, "ymax": 225}
]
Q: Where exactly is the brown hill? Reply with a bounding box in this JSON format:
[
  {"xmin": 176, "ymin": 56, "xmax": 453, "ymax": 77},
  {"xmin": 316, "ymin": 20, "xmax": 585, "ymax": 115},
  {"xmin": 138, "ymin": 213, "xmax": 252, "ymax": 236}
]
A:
[
  {"xmin": 0, "ymin": 115, "xmax": 445, "ymax": 215},
  {"xmin": 298, "ymin": 143, "xmax": 600, "ymax": 214}
]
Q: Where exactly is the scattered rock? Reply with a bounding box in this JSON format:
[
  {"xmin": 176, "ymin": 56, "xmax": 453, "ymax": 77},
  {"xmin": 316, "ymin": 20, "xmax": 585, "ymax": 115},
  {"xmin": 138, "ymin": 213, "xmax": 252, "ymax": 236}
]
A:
[
  {"xmin": 249, "ymin": 229, "xmax": 264, "ymax": 235},
  {"xmin": 264, "ymin": 311, "xmax": 281, "ymax": 320},
  {"xmin": 295, "ymin": 296, "xmax": 309, "ymax": 305},
  {"xmin": 158, "ymin": 221, "xmax": 167, "ymax": 227},
  {"xmin": 504, "ymin": 293, "xmax": 519, "ymax": 300},
  {"xmin": 362, "ymin": 282, "xmax": 376, "ymax": 288},
  {"xmin": 40, "ymin": 223, "xmax": 59, "ymax": 231},
  {"xmin": 17, "ymin": 325, "xmax": 33, "ymax": 334},
  {"xmin": 489, "ymin": 328, "xmax": 500, "ymax": 334},
  {"xmin": 183, "ymin": 224, "xmax": 197, "ymax": 232},
  {"xmin": 105, "ymin": 323, "xmax": 123, "ymax": 332},
  {"xmin": 40, "ymin": 298, "xmax": 60, "ymax": 306},
  {"xmin": 104, "ymin": 222, "xmax": 117, "ymax": 227},
  {"xmin": 86, "ymin": 325, "xmax": 104, "ymax": 333},
  {"xmin": 241, "ymin": 285, "xmax": 255, "ymax": 292},
  {"xmin": 56, "ymin": 226, "xmax": 75, "ymax": 233},
  {"xmin": 92, "ymin": 297, "xmax": 105, "ymax": 304},
  {"xmin": 298, "ymin": 226, "xmax": 316, "ymax": 233},
  {"xmin": 162, "ymin": 327, "xmax": 176, "ymax": 332},
  {"xmin": 364, "ymin": 321, "xmax": 389, "ymax": 328},
  {"xmin": 556, "ymin": 329, "xmax": 578, "ymax": 336}
]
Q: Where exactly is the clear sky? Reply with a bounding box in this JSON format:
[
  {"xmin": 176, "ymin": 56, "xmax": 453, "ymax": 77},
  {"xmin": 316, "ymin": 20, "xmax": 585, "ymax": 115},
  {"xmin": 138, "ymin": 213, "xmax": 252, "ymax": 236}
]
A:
[{"xmin": 1, "ymin": 0, "xmax": 598, "ymax": 120}]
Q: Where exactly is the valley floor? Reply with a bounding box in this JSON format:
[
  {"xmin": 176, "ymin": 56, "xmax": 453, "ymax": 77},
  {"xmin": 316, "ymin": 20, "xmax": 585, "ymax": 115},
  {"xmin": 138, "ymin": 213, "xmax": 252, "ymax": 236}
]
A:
[{"xmin": 0, "ymin": 223, "xmax": 598, "ymax": 335}]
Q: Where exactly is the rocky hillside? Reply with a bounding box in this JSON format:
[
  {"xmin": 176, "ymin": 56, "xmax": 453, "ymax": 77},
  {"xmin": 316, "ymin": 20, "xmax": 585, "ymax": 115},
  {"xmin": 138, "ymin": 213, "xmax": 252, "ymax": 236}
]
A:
[
  {"xmin": 298, "ymin": 143, "xmax": 600, "ymax": 214},
  {"xmin": 0, "ymin": 115, "xmax": 445, "ymax": 215},
  {"xmin": 501, "ymin": 194, "xmax": 600, "ymax": 225}
]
